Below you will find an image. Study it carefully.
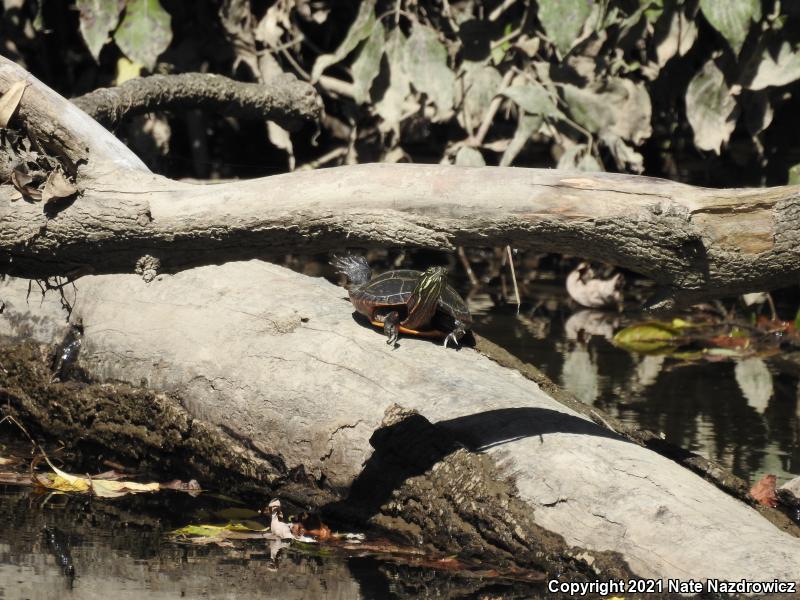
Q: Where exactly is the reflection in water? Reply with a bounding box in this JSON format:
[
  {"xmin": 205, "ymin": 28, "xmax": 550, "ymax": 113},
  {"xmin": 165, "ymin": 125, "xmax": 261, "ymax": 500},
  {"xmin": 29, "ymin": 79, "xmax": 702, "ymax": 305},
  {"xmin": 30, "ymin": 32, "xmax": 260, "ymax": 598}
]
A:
[
  {"xmin": 564, "ymin": 309, "xmax": 618, "ymax": 341},
  {"xmin": 734, "ymin": 358, "xmax": 773, "ymax": 414},
  {"xmin": 635, "ymin": 355, "xmax": 665, "ymax": 389},
  {"xmin": 0, "ymin": 489, "xmax": 365, "ymax": 600},
  {"xmin": 0, "ymin": 487, "xmax": 538, "ymax": 600},
  {"xmin": 472, "ymin": 305, "xmax": 800, "ymax": 485},
  {"xmin": 561, "ymin": 344, "xmax": 600, "ymax": 404}
]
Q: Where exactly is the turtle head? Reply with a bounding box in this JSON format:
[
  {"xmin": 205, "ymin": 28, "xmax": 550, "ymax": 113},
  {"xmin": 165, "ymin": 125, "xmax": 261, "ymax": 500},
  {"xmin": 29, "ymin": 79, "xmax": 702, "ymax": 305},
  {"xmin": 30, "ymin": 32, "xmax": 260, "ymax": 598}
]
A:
[
  {"xmin": 404, "ymin": 266, "xmax": 448, "ymax": 330},
  {"xmin": 413, "ymin": 266, "xmax": 448, "ymax": 305}
]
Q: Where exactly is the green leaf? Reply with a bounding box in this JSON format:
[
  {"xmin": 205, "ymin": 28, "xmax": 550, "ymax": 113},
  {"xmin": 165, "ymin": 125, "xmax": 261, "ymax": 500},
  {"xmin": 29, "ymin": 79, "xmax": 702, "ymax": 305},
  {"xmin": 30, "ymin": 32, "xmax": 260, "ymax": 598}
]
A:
[
  {"xmin": 461, "ymin": 62, "xmax": 503, "ymax": 129},
  {"xmin": 653, "ymin": 7, "xmax": 698, "ymax": 67},
  {"xmin": 500, "ymin": 113, "xmax": 542, "ymax": 167},
  {"xmin": 562, "ymin": 79, "xmax": 652, "ymax": 144},
  {"xmin": 501, "ymin": 81, "xmax": 561, "ymax": 118},
  {"xmin": 404, "ymin": 23, "xmax": 455, "ymax": 120},
  {"xmin": 746, "ymin": 42, "xmax": 800, "ymax": 90},
  {"xmin": 644, "ymin": 0, "xmax": 665, "ymax": 24},
  {"xmin": 351, "ymin": 20, "xmax": 385, "ymax": 104},
  {"xmin": 374, "ymin": 28, "xmax": 410, "ymax": 131},
  {"xmin": 311, "ymin": 0, "xmax": 376, "ymax": 83},
  {"xmin": 613, "ymin": 321, "xmax": 681, "ymax": 353},
  {"xmin": 685, "ymin": 59, "xmax": 738, "ymax": 154},
  {"xmin": 537, "ymin": 0, "xmax": 594, "ymax": 56},
  {"xmin": 76, "ymin": 0, "xmax": 125, "ymax": 61},
  {"xmin": 699, "ymin": 0, "xmax": 760, "ymax": 56},
  {"xmin": 454, "ymin": 146, "xmax": 485, "ymax": 166},
  {"xmin": 788, "ymin": 163, "xmax": 800, "ymax": 185},
  {"xmin": 114, "ymin": 0, "xmax": 172, "ymax": 71}
]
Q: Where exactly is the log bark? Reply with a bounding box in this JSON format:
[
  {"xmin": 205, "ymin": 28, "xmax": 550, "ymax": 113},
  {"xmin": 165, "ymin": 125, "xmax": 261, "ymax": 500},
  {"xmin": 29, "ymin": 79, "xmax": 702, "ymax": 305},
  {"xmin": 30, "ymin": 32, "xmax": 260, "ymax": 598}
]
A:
[
  {"xmin": 2, "ymin": 55, "xmax": 800, "ymax": 309},
  {"xmin": 72, "ymin": 72, "xmax": 322, "ymax": 130},
  {"xmin": 1, "ymin": 263, "xmax": 799, "ymax": 584}
]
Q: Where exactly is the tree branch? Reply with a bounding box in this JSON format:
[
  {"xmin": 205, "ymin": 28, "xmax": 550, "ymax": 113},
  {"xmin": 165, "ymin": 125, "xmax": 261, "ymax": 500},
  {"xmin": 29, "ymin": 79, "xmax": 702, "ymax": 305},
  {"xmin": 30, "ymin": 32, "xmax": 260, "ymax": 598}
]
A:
[
  {"xmin": 2, "ymin": 56, "xmax": 800, "ymax": 309},
  {"xmin": 72, "ymin": 72, "xmax": 322, "ymax": 130}
]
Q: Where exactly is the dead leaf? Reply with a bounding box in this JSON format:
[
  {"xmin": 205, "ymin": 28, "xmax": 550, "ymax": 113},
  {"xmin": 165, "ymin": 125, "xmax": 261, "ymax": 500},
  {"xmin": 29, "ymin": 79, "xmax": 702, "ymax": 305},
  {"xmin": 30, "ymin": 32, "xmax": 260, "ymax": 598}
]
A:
[
  {"xmin": 749, "ymin": 474, "xmax": 778, "ymax": 508},
  {"xmin": 42, "ymin": 169, "xmax": 78, "ymax": 206},
  {"xmin": 11, "ymin": 168, "xmax": 42, "ymax": 200},
  {"xmin": 10, "ymin": 169, "xmax": 32, "ymax": 190},
  {"xmin": 34, "ymin": 456, "xmax": 162, "ymax": 498},
  {"xmin": 91, "ymin": 479, "xmax": 160, "ymax": 498},
  {"xmin": 0, "ymin": 81, "xmax": 28, "ymax": 128}
]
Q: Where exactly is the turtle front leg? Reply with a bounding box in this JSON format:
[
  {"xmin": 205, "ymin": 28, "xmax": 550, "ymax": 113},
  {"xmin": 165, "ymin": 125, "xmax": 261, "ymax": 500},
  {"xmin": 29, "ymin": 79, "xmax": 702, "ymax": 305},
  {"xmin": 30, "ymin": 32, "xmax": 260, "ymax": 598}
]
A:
[
  {"xmin": 443, "ymin": 320, "xmax": 467, "ymax": 348},
  {"xmin": 384, "ymin": 311, "xmax": 400, "ymax": 346}
]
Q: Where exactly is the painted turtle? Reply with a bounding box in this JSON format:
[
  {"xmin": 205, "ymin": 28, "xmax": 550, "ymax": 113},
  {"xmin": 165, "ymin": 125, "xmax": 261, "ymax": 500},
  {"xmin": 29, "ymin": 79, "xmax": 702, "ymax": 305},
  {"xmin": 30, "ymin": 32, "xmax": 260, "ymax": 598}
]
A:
[{"xmin": 332, "ymin": 255, "xmax": 472, "ymax": 347}]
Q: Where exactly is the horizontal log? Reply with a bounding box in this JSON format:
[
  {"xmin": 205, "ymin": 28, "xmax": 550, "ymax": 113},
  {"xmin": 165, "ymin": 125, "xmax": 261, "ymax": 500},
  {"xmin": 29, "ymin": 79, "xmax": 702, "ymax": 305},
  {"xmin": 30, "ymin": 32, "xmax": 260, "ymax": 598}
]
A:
[{"xmin": 1, "ymin": 262, "xmax": 798, "ymax": 581}]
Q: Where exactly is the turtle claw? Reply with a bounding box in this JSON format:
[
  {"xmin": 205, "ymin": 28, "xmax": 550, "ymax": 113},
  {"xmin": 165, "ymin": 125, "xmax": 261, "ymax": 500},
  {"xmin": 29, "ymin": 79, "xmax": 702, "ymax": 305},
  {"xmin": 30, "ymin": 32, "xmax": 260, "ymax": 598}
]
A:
[
  {"xmin": 443, "ymin": 322, "xmax": 466, "ymax": 348},
  {"xmin": 384, "ymin": 311, "xmax": 400, "ymax": 346}
]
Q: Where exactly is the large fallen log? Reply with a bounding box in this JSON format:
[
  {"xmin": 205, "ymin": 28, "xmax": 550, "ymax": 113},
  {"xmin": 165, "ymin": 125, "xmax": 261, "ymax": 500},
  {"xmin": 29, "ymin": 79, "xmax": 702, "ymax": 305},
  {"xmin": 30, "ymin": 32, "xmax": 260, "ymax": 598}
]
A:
[
  {"xmin": 2, "ymin": 263, "xmax": 799, "ymax": 584},
  {"xmin": 2, "ymin": 55, "xmax": 800, "ymax": 311}
]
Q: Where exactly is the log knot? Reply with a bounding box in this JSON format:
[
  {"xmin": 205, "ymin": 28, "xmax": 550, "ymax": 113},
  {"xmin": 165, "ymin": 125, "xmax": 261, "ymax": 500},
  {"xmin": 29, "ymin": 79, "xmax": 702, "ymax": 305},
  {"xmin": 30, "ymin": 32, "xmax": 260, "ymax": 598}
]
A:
[{"xmin": 135, "ymin": 255, "xmax": 161, "ymax": 283}]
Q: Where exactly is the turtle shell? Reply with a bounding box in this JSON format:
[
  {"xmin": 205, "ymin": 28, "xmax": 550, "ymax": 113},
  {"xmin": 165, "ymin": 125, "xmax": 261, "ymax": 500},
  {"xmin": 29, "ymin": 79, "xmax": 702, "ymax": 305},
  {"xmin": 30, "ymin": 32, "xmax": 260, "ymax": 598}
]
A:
[{"xmin": 349, "ymin": 269, "xmax": 472, "ymax": 333}]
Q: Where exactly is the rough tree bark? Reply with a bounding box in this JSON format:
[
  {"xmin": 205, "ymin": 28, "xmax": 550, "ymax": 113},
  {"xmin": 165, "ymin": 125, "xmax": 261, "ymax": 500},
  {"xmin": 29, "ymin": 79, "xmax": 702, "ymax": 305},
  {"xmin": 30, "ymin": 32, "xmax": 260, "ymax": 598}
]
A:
[
  {"xmin": 72, "ymin": 72, "xmax": 322, "ymax": 130},
  {"xmin": 2, "ymin": 56, "xmax": 800, "ymax": 584},
  {"xmin": 2, "ymin": 56, "xmax": 800, "ymax": 310}
]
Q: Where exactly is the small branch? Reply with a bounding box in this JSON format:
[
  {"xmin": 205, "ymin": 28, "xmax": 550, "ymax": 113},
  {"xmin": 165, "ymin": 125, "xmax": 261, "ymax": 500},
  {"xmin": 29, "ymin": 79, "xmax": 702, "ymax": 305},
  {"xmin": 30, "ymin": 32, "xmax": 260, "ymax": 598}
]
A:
[
  {"xmin": 318, "ymin": 76, "xmax": 356, "ymax": 100},
  {"xmin": 72, "ymin": 72, "xmax": 322, "ymax": 131}
]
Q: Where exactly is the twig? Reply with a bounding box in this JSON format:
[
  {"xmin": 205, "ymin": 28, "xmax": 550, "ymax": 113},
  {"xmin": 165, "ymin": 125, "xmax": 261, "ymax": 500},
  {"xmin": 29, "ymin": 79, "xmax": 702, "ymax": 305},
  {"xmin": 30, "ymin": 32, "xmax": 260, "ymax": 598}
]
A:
[
  {"xmin": 457, "ymin": 246, "xmax": 479, "ymax": 286},
  {"xmin": 296, "ymin": 146, "xmax": 348, "ymax": 171},
  {"xmin": 506, "ymin": 245, "xmax": 521, "ymax": 312},
  {"xmin": 490, "ymin": 27, "xmax": 522, "ymax": 50},
  {"xmin": 489, "ymin": 0, "xmax": 517, "ymax": 21},
  {"xmin": 473, "ymin": 70, "xmax": 514, "ymax": 145},
  {"xmin": 260, "ymin": 35, "xmax": 305, "ymax": 55},
  {"xmin": 318, "ymin": 76, "xmax": 356, "ymax": 100},
  {"xmin": 279, "ymin": 47, "xmax": 311, "ymax": 80}
]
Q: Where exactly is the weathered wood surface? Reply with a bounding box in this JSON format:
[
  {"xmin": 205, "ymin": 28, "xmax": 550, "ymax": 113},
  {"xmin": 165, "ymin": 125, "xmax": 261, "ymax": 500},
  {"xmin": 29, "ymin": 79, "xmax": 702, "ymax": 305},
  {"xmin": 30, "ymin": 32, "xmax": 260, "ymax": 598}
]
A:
[
  {"xmin": 2, "ymin": 264, "xmax": 799, "ymax": 583},
  {"xmin": 2, "ymin": 55, "xmax": 800, "ymax": 311}
]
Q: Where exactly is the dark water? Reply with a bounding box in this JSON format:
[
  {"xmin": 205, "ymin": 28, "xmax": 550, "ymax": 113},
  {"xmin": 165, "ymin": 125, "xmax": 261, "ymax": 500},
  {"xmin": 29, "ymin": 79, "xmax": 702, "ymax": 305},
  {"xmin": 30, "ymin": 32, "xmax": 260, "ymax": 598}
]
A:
[
  {"xmin": 469, "ymin": 293, "xmax": 800, "ymax": 486},
  {"xmin": 0, "ymin": 485, "xmax": 531, "ymax": 600}
]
